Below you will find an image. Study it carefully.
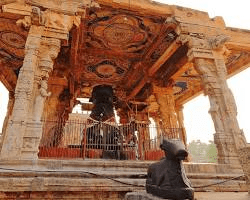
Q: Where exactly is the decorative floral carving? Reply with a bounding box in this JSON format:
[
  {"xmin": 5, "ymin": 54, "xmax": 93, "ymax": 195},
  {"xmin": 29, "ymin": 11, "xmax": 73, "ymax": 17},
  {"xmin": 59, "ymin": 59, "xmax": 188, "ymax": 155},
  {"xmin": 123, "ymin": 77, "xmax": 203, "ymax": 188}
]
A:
[
  {"xmin": 0, "ymin": 20, "xmax": 28, "ymax": 62},
  {"xmin": 86, "ymin": 60, "xmax": 126, "ymax": 79},
  {"xmin": 87, "ymin": 13, "xmax": 160, "ymax": 53},
  {"xmin": 0, "ymin": 31, "xmax": 26, "ymax": 49}
]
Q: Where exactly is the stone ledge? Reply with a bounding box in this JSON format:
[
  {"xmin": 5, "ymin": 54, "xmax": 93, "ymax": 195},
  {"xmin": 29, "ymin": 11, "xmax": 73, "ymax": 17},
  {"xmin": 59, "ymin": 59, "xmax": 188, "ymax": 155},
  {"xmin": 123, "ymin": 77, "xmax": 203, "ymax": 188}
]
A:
[
  {"xmin": 0, "ymin": 159, "xmax": 243, "ymax": 173},
  {"xmin": 126, "ymin": 191, "xmax": 250, "ymax": 200},
  {"xmin": 0, "ymin": 159, "xmax": 246, "ymax": 192},
  {"xmin": 125, "ymin": 191, "xmax": 170, "ymax": 200}
]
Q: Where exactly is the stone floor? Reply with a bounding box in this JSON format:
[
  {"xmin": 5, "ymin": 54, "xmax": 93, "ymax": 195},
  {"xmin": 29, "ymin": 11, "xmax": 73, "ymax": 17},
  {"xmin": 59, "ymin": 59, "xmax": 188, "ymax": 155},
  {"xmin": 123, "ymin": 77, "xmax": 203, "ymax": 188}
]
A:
[
  {"xmin": 194, "ymin": 192, "xmax": 250, "ymax": 200},
  {"xmin": 125, "ymin": 191, "xmax": 250, "ymax": 200}
]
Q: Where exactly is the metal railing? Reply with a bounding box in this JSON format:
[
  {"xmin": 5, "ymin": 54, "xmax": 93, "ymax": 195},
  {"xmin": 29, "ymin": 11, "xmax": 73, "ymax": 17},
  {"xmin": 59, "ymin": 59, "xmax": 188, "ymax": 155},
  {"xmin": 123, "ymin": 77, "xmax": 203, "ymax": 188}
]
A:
[{"xmin": 38, "ymin": 119, "xmax": 183, "ymax": 160}]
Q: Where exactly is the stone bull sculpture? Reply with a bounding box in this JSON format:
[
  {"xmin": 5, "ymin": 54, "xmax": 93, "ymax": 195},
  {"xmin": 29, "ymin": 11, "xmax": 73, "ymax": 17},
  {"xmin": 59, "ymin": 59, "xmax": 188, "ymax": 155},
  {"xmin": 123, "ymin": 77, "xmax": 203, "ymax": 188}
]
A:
[{"xmin": 146, "ymin": 139, "xmax": 194, "ymax": 200}]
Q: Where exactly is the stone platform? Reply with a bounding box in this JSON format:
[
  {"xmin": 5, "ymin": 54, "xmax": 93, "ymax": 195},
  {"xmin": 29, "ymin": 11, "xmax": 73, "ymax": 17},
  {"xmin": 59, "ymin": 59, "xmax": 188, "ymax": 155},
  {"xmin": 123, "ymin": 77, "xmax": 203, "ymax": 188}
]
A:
[
  {"xmin": 125, "ymin": 191, "xmax": 250, "ymax": 200},
  {"xmin": 0, "ymin": 159, "xmax": 247, "ymax": 199}
]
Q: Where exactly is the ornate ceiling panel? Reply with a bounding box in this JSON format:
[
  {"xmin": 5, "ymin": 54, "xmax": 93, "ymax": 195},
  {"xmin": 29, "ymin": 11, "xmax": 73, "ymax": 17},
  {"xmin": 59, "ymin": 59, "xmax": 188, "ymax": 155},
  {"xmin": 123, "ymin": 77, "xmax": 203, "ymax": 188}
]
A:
[
  {"xmin": 80, "ymin": 54, "xmax": 129, "ymax": 83},
  {"xmin": 74, "ymin": 7, "xmax": 178, "ymax": 97},
  {"xmin": 0, "ymin": 17, "xmax": 28, "ymax": 91},
  {"xmin": 0, "ymin": 18, "xmax": 27, "ymax": 71},
  {"xmin": 85, "ymin": 10, "xmax": 162, "ymax": 54}
]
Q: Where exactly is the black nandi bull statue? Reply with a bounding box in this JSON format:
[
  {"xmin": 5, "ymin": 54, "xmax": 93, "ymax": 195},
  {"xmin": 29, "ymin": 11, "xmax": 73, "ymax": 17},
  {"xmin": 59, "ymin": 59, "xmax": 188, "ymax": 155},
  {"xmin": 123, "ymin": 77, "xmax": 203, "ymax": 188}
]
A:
[{"xmin": 146, "ymin": 139, "xmax": 194, "ymax": 200}]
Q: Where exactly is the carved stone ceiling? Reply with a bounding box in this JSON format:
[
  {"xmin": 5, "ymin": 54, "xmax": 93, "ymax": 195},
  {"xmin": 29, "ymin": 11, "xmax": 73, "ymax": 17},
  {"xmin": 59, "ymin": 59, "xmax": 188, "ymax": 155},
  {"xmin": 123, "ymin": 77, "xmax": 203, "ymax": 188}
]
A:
[
  {"xmin": 72, "ymin": 7, "xmax": 179, "ymax": 102},
  {"xmin": 1, "ymin": 4, "xmax": 250, "ymax": 108}
]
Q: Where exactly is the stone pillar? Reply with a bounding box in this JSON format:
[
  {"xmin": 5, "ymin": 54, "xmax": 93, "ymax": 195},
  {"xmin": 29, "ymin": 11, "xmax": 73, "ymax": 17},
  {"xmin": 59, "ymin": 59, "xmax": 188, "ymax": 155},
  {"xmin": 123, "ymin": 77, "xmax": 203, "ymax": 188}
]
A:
[
  {"xmin": 135, "ymin": 112, "xmax": 149, "ymax": 160},
  {"xmin": 0, "ymin": 1, "xmax": 84, "ymax": 159},
  {"xmin": 0, "ymin": 91, "xmax": 14, "ymax": 151},
  {"xmin": 186, "ymin": 34, "xmax": 246, "ymax": 165},
  {"xmin": 153, "ymin": 85, "xmax": 179, "ymax": 139},
  {"xmin": 0, "ymin": 26, "xmax": 44, "ymax": 159},
  {"xmin": 146, "ymin": 94, "xmax": 161, "ymax": 143},
  {"xmin": 21, "ymin": 38, "xmax": 61, "ymax": 159},
  {"xmin": 176, "ymin": 105, "xmax": 187, "ymax": 148}
]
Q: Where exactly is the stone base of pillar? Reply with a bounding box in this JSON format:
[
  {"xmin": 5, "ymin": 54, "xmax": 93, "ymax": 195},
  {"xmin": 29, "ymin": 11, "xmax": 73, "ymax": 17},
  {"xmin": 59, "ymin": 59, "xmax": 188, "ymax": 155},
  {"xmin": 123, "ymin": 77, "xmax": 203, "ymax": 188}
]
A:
[
  {"xmin": 214, "ymin": 132, "xmax": 241, "ymax": 167},
  {"xmin": 21, "ymin": 121, "xmax": 43, "ymax": 160},
  {"xmin": 0, "ymin": 121, "xmax": 43, "ymax": 160},
  {"xmin": 239, "ymin": 146, "xmax": 250, "ymax": 194},
  {"xmin": 0, "ymin": 121, "xmax": 26, "ymax": 160},
  {"xmin": 217, "ymin": 157, "xmax": 241, "ymax": 168}
]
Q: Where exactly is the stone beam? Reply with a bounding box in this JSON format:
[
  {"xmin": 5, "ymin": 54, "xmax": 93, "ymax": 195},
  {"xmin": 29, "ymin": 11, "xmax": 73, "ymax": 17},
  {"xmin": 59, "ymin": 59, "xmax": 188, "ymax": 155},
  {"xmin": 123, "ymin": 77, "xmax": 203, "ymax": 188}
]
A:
[
  {"xmin": 126, "ymin": 40, "xmax": 181, "ymax": 100},
  {"xmin": 148, "ymin": 40, "xmax": 181, "ymax": 76},
  {"xmin": 225, "ymin": 29, "xmax": 250, "ymax": 47},
  {"xmin": 2, "ymin": 0, "xmax": 99, "ymax": 15},
  {"xmin": 225, "ymin": 42, "xmax": 250, "ymax": 52},
  {"xmin": 171, "ymin": 62, "xmax": 193, "ymax": 80},
  {"xmin": 96, "ymin": 0, "xmax": 173, "ymax": 16},
  {"xmin": 0, "ymin": 0, "xmax": 17, "ymax": 6},
  {"xmin": 126, "ymin": 77, "xmax": 148, "ymax": 101},
  {"xmin": 2, "ymin": 2, "xmax": 32, "ymax": 15},
  {"xmin": 175, "ymin": 83, "xmax": 202, "ymax": 106}
]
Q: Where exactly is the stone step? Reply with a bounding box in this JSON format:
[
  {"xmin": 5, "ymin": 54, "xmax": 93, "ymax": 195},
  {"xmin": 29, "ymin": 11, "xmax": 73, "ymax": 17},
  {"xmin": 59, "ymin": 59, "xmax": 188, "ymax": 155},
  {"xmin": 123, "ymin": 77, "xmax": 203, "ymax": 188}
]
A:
[
  {"xmin": 125, "ymin": 191, "xmax": 250, "ymax": 200},
  {"xmin": 0, "ymin": 159, "xmax": 246, "ymax": 193}
]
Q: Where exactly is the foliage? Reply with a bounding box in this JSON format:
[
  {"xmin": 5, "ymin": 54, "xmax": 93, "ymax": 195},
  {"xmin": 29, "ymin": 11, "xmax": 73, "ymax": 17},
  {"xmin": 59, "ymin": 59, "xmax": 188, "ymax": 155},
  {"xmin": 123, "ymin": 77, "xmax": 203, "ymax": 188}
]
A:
[{"xmin": 187, "ymin": 140, "xmax": 217, "ymax": 163}]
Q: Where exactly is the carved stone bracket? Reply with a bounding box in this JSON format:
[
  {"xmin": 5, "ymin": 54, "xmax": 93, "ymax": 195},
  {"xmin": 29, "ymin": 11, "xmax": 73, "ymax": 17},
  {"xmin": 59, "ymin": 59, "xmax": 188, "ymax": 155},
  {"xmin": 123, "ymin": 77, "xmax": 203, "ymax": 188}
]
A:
[
  {"xmin": 178, "ymin": 34, "xmax": 230, "ymax": 61},
  {"xmin": 2, "ymin": 0, "xmax": 99, "ymax": 40},
  {"xmin": 16, "ymin": 8, "xmax": 81, "ymax": 39},
  {"xmin": 32, "ymin": 37, "xmax": 61, "ymax": 122},
  {"xmin": 39, "ymin": 38, "xmax": 61, "ymax": 74}
]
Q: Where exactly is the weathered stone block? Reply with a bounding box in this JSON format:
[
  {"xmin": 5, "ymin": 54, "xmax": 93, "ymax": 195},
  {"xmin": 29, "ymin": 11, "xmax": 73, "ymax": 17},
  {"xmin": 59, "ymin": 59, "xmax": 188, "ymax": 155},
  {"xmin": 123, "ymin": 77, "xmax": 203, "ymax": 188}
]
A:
[
  {"xmin": 239, "ymin": 146, "xmax": 250, "ymax": 194},
  {"xmin": 125, "ymin": 191, "xmax": 170, "ymax": 200}
]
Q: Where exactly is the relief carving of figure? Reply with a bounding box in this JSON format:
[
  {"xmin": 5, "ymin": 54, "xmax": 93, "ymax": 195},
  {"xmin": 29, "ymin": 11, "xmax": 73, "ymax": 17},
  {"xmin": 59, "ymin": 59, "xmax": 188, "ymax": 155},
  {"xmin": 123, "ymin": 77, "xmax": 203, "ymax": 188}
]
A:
[
  {"xmin": 33, "ymin": 79, "xmax": 51, "ymax": 121},
  {"xmin": 209, "ymin": 34, "xmax": 230, "ymax": 50},
  {"xmin": 226, "ymin": 89, "xmax": 238, "ymax": 115},
  {"xmin": 208, "ymin": 97, "xmax": 224, "ymax": 132}
]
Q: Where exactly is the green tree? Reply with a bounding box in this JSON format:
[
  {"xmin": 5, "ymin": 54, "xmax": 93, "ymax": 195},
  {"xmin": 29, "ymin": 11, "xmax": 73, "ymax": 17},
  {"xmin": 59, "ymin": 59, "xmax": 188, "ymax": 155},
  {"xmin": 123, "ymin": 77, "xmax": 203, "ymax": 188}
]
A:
[
  {"xmin": 187, "ymin": 140, "xmax": 217, "ymax": 163},
  {"xmin": 206, "ymin": 140, "xmax": 217, "ymax": 163}
]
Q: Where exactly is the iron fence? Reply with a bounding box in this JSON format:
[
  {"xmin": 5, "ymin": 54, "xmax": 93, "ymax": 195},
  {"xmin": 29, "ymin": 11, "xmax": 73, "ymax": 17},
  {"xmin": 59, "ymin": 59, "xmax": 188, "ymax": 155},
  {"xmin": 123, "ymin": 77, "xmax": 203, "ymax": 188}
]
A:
[{"xmin": 38, "ymin": 119, "xmax": 183, "ymax": 160}]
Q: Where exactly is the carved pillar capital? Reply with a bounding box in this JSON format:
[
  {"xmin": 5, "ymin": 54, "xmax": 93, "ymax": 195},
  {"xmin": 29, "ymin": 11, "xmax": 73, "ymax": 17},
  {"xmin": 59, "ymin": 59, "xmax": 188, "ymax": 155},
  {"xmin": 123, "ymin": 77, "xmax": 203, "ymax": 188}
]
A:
[
  {"xmin": 39, "ymin": 38, "xmax": 61, "ymax": 73},
  {"xmin": 2, "ymin": 0, "xmax": 99, "ymax": 39},
  {"xmin": 152, "ymin": 84, "xmax": 173, "ymax": 95},
  {"xmin": 146, "ymin": 95, "xmax": 159, "ymax": 114}
]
